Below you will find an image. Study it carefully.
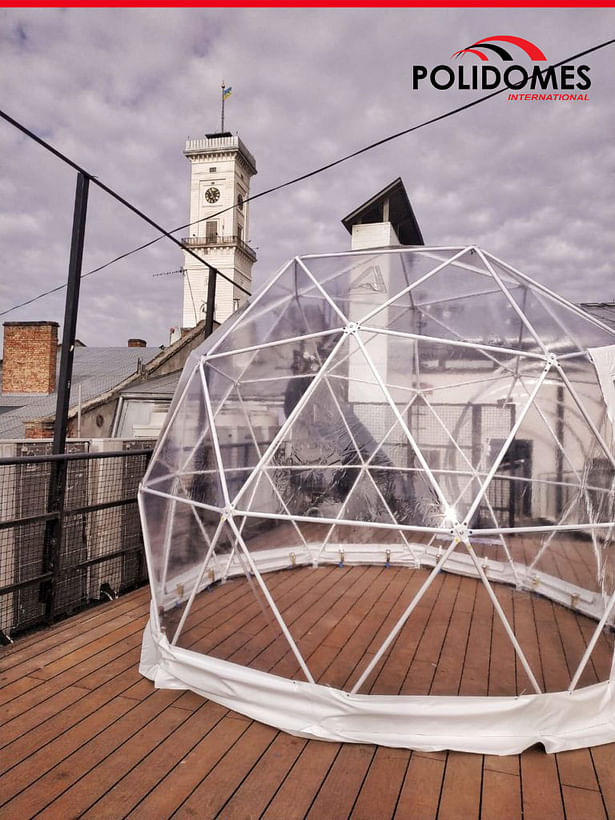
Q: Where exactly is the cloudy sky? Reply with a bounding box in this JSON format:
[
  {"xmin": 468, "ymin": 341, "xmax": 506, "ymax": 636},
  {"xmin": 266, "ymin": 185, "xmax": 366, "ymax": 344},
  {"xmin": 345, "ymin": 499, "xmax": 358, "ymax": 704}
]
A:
[{"xmin": 0, "ymin": 7, "xmax": 614, "ymax": 353}]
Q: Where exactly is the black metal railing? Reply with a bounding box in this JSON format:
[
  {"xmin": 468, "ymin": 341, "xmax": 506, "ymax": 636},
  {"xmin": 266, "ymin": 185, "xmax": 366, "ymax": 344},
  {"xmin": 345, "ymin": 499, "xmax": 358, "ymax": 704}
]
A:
[
  {"xmin": 181, "ymin": 234, "xmax": 257, "ymax": 260},
  {"xmin": 0, "ymin": 446, "xmax": 153, "ymax": 641}
]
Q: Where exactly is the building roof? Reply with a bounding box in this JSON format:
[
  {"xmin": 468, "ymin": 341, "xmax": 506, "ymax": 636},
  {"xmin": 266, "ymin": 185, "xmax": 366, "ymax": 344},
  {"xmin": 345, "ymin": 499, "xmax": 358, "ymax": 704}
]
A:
[
  {"xmin": 341, "ymin": 178, "xmax": 424, "ymax": 246},
  {"xmin": 120, "ymin": 370, "xmax": 180, "ymax": 399},
  {"xmin": 0, "ymin": 346, "xmax": 160, "ymax": 438},
  {"xmin": 580, "ymin": 302, "xmax": 615, "ymax": 329}
]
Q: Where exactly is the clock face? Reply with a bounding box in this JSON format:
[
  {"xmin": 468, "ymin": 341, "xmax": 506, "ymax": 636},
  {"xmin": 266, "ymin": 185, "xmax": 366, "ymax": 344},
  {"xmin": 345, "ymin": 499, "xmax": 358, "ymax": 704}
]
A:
[{"xmin": 205, "ymin": 187, "xmax": 220, "ymax": 204}]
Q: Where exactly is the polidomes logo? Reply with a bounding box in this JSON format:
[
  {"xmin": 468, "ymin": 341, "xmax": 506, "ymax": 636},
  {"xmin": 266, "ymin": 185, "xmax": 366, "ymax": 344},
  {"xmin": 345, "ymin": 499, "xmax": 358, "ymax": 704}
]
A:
[
  {"xmin": 412, "ymin": 35, "xmax": 591, "ymax": 101},
  {"xmin": 452, "ymin": 35, "xmax": 546, "ymax": 62}
]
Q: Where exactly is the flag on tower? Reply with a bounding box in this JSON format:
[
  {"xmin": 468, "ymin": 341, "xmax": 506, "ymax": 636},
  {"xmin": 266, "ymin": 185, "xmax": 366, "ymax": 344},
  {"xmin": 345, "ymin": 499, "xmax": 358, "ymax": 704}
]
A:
[{"xmin": 223, "ymin": 86, "xmax": 232, "ymax": 100}]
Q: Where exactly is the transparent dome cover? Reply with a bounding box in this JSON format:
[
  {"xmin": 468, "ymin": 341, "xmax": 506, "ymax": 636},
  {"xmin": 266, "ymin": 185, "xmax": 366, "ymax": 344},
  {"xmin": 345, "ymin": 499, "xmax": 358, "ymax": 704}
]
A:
[{"xmin": 139, "ymin": 246, "xmax": 615, "ymax": 754}]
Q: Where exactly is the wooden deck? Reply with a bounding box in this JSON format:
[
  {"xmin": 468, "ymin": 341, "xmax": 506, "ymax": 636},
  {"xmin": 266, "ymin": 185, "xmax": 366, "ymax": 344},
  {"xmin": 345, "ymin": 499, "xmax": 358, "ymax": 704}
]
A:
[
  {"xmin": 1, "ymin": 576, "xmax": 614, "ymax": 819},
  {"xmin": 166, "ymin": 562, "xmax": 613, "ymax": 696}
]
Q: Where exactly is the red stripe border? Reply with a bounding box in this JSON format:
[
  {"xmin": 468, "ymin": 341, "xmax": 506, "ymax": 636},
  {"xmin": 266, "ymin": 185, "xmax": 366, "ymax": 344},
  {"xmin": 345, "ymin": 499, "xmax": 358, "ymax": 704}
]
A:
[{"xmin": 3, "ymin": 1, "xmax": 615, "ymax": 7}]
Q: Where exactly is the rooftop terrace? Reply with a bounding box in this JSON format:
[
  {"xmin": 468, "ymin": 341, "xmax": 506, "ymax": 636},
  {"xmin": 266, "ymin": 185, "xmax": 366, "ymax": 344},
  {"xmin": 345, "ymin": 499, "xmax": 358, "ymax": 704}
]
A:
[{"xmin": 1, "ymin": 580, "xmax": 613, "ymax": 819}]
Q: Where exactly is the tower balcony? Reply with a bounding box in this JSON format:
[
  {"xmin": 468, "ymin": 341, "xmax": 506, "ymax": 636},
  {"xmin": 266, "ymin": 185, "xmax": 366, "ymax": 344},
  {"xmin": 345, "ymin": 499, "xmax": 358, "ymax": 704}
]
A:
[{"xmin": 182, "ymin": 234, "xmax": 257, "ymax": 262}]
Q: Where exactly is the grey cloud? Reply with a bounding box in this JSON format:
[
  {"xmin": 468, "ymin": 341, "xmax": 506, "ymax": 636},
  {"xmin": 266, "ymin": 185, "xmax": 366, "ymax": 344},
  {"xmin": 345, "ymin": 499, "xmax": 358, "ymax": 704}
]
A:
[{"xmin": 0, "ymin": 7, "xmax": 613, "ymax": 354}]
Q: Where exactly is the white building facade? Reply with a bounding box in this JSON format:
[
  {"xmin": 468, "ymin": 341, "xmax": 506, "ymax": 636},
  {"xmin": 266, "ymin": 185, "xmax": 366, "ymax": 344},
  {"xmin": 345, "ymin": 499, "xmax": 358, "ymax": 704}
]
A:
[{"xmin": 182, "ymin": 133, "xmax": 257, "ymax": 328}]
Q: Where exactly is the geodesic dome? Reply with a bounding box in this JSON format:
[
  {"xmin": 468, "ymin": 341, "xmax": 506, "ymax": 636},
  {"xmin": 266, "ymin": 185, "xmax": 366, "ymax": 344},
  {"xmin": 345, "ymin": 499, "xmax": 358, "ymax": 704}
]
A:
[{"xmin": 139, "ymin": 246, "xmax": 615, "ymax": 754}]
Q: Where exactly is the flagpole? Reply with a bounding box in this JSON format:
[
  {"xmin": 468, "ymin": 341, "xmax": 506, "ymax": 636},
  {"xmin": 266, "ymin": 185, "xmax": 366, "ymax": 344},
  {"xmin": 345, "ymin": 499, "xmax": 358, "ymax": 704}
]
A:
[{"xmin": 220, "ymin": 81, "xmax": 225, "ymax": 132}]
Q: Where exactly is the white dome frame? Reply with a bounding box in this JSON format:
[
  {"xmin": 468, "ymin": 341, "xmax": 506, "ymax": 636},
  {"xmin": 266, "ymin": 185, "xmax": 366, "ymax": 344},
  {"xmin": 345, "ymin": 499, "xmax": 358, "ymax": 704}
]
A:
[{"xmin": 140, "ymin": 246, "xmax": 615, "ymax": 754}]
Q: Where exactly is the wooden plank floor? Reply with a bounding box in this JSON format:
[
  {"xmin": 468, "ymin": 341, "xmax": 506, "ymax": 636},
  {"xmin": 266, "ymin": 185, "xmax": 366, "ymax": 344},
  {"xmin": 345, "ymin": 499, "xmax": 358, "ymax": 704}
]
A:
[
  {"xmin": 170, "ymin": 563, "xmax": 613, "ymax": 696},
  {"xmin": 1, "ymin": 581, "xmax": 614, "ymax": 819}
]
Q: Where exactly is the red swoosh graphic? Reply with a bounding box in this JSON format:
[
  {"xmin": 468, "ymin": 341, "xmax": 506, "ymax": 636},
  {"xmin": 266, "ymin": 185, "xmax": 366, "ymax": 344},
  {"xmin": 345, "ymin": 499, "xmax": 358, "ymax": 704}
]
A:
[
  {"xmin": 471, "ymin": 35, "xmax": 546, "ymax": 61},
  {"xmin": 452, "ymin": 48, "xmax": 489, "ymax": 60}
]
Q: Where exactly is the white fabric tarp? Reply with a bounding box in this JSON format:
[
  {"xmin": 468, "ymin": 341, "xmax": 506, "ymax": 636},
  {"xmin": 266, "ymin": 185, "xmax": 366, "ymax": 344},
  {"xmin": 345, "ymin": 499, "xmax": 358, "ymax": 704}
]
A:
[
  {"xmin": 590, "ymin": 344, "xmax": 615, "ymax": 439},
  {"xmin": 140, "ymin": 607, "xmax": 615, "ymax": 755}
]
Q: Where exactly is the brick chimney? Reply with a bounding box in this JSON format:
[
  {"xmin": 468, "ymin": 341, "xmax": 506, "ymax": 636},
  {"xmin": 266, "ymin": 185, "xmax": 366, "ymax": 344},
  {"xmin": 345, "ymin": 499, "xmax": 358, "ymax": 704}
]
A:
[
  {"xmin": 2, "ymin": 321, "xmax": 59, "ymax": 394},
  {"xmin": 128, "ymin": 338, "xmax": 147, "ymax": 348}
]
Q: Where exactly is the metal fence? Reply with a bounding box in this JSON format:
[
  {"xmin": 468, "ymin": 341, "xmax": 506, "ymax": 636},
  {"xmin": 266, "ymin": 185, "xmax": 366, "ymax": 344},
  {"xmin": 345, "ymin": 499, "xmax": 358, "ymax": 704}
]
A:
[{"xmin": 0, "ymin": 443, "xmax": 153, "ymax": 641}]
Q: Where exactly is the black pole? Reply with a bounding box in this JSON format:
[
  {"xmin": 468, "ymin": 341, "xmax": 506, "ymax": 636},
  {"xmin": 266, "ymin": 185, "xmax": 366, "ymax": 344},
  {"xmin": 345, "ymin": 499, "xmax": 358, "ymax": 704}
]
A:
[
  {"xmin": 53, "ymin": 171, "xmax": 90, "ymax": 453},
  {"xmin": 204, "ymin": 269, "xmax": 217, "ymax": 337},
  {"xmin": 220, "ymin": 82, "xmax": 225, "ymax": 132},
  {"xmin": 42, "ymin": 171, "xmax": 89, "ymax": 623}
]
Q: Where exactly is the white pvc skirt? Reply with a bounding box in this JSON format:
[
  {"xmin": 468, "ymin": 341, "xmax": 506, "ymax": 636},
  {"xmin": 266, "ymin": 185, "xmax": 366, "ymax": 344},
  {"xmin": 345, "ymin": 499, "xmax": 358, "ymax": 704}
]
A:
[{"xmin": 140, "ymin": 605, "xmax": 615, "ymax": 755}]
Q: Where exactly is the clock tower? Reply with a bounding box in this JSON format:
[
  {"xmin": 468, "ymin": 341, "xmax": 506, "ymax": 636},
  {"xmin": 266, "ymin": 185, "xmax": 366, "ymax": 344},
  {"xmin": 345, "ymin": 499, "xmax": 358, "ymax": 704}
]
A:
[{"xmin": 182, "ymin": 132, "xmax": 257, "ymax": 328}]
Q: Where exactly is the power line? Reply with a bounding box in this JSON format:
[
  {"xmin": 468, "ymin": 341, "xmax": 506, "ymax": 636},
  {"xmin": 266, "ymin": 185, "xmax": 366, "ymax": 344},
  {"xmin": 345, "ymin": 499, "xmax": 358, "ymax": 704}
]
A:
[
  {"xmin": 242, "ymin": 37, "xmax": 614, "ymax": 205},
  {"xmin": 1, "ymin": 36, "xmax": 613, "ymax": 320},
  {"xmin": 127, "ymin": 36, "xmax": 615, "ymax": 246},
  {"xmin": 0, "ymin": 111, "xmax": 250, "ymax": 319}
]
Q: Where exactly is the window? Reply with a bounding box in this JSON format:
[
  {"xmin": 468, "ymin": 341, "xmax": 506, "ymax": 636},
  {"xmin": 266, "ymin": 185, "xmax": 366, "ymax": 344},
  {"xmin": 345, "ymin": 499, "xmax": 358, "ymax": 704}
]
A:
[
  {"xmin": 237, "ymin": 193, "xmax": 244, "ymax": 211},
  {"xmin": 209, "ymin": 166, "xmax": 217, "ymax": 173},
  {"xmin": 206, "ymin": 220, "xmax": 218, "ymax": 242},
  {"xmin": 237, "ymin": 225, "xmax": 243, "ymax": 242},
  {"xmin": 233, "ymin": 298, "xmax": 240, "ymax": 312}
]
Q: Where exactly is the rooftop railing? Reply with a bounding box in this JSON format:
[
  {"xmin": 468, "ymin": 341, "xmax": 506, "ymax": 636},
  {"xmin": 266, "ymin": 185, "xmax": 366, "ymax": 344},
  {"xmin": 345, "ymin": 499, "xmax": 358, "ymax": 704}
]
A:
[
  {"xmin": 0, "ymin": 445, "xmax": 153, "ymax": 641},
  {"xmin": 184, "ymin": 135, "xmax": 257, "ymax": 172},
  {"xmin": 182, "ymin": 234, "xmax": 257, "ymax": 261}
]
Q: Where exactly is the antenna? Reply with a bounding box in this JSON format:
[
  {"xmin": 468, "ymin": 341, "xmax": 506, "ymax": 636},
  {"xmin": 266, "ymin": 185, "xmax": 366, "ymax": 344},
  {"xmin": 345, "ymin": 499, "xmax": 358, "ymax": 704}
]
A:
[{"xmin": 152, "ymin": 267, "xmax": 185, "ymax": 279}]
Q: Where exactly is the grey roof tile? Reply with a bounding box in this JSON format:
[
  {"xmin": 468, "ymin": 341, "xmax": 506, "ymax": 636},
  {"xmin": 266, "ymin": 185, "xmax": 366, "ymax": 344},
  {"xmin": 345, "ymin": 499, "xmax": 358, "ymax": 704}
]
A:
[{"xmin": 0, "ymin": 346, "xmax": 160, "ymax": 437}]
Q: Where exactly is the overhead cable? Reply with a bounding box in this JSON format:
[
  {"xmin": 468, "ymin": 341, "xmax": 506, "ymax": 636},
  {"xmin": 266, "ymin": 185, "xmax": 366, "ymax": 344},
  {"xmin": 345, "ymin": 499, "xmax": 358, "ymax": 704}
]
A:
[{"xmin": 1, "ymin": 36, "xmax": 613, "ymax": 318}]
